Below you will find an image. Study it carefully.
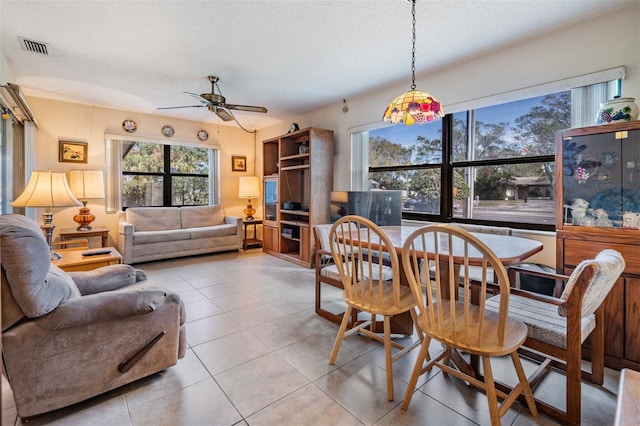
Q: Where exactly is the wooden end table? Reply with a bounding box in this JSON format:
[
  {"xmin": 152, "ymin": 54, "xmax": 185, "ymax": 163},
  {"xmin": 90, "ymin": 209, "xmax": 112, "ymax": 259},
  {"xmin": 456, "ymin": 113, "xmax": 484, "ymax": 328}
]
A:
[
  {"xmin": 242, "ymin": 218, "xmax": 263, "ymax": 249},
  {"xmin": 59, "ymin": 226, "xmax": 110, "ymax": 248},
  {"xmin": 52, "ymin": 247, "xmax": 122, "ymax": 272}
]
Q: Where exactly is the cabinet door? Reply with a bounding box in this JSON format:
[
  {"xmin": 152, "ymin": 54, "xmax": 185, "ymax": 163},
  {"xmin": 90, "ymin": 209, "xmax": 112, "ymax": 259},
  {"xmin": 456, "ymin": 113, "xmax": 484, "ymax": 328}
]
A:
[
  {"xmin": 625, "ymin": 277, "xmax": 640, "ymax": 362},
  {"xmin": 561, "ymin": 128, "xmax": 640, "ymax": 227},
  {"xmin": 603, "ymin": 276, "xmax": 625, "ymax": 358},
  {"xmin": 299, "ymin": 225, "xmax": 310, "ymax": 264},
  {"xmin": 263, "ymin": 225, "xmax": 279, "ymax": 253}
]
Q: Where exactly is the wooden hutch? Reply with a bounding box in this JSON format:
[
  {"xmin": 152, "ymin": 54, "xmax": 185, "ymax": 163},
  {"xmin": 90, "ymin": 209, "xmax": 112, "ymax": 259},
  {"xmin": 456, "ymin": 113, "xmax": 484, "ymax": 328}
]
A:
[{"xmin": 556, "ymin": 121, "xmax": 640, "ymax": 370}]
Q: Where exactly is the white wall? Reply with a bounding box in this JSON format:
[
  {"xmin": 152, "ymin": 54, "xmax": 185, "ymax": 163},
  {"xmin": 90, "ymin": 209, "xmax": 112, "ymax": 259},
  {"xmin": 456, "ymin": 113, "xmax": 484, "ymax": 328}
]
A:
[{"xmin": 26, "ymin": 96, "xmax": 257, "ymax": 246}]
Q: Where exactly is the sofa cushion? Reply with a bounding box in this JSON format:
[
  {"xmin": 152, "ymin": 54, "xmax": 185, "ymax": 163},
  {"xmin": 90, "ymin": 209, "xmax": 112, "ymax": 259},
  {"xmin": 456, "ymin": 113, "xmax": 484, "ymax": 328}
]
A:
[
  {"xmin": 189, "ymin": 224, "xmax": 238, "ymax": 239},
  {"xmin": 0, "ymin": 215, "xmax": 80, "ymax": 319},
  {"xmin": 126, "ymin": 207, "xmax": 181, "ymax": 232},
  {"xmin": 133, "ymin": 229, "xmax": 191, "ymax": 245},
  {"xmin": 180, "ymin": 205, "xmax": 225, "ymax": 228}
]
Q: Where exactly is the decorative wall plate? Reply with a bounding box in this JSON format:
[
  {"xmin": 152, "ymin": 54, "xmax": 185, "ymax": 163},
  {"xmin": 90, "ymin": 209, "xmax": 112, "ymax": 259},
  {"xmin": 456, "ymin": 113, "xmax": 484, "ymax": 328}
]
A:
[
  {"xmin": 122, "ymin": 119, "xmax": 137, "ymax": 133},
  {"xmin": 162, "ymin": 125, "xmax": 175, "ymax": 137},
  {"xmin": 197, "ymin": 129, "xmax": 209, "ymax": 141}
]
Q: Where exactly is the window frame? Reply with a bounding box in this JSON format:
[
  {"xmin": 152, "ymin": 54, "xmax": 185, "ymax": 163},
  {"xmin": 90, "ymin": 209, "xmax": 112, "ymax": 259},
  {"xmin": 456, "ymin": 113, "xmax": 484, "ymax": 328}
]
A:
[
  {"xmin": 359, "ymin": 68, "xmax": 625, "ymax": 231},
  {"xmin": 105, "ymin": 134, "xmax": 220, "ymax": 212}
]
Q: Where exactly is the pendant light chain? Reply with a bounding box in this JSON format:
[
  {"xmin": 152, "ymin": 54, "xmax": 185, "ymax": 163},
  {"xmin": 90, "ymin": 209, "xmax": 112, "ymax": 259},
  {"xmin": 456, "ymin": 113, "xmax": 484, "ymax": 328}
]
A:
[
  {"xmin": 382, "ymin": 0, "xmax": 443, "ymax": 125},
  {"xmin": 410, "ymin": 0, "xmax": 416, "ymax": 90}
]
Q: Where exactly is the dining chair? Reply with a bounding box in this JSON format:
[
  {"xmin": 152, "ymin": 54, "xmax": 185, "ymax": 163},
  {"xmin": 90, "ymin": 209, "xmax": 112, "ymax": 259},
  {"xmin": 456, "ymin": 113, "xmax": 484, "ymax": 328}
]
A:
[
  {"xmin": 313, "ymin": 224, "xmax": 358, "ymax": 328},
  {"xmin": 401, "ymin": 224, "xmax": 538, "ymax": 426},
  {"xmin": 328, "ymin": 215, "xmax": 422, "ymax": 401},
  {"xmin": 485, "ymin": 249, "xmax": 625, "ymax": 425}
]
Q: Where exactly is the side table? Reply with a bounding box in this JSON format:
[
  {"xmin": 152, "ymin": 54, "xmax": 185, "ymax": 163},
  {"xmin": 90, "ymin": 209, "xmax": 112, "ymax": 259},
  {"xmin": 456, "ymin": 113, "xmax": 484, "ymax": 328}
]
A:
[
  {"xmin": 242, "ymin": 218, "xmax": 263, "ymax": 249},
  {"xmin": 52, "ymin": 247, "xmax": 122, "ymax": 272},
  {"xmin": 59, "ymin": 226, "xmax": 110, "ymax": 248}
]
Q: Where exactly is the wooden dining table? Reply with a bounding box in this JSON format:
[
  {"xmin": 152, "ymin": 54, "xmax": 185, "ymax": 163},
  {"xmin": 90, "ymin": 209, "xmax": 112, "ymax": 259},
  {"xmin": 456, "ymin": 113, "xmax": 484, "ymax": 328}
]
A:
[{"xmin": 373, "ymin": 226, "xmax": 544, "ymax": 334}]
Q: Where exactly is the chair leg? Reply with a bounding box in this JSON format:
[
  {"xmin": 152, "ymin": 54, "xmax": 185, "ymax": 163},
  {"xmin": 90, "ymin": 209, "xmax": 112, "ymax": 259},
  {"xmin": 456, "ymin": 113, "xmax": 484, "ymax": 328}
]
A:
[
  {"xmin": 409, "ymin": 308, "xmax": 424, "ymax": 342},
  {"xmin": 481, "ymin": 356, "xmax": 501, "ymax": 426},
  {"xmin": 402, "ymin": 336, "xmax": 431, "ymax": 410},
  {"xmin": 566, "ymin": 345, "xmax": 582, "ymax": 426},
  {"xmin": 383, "ymin": 315, "xmax": 394, "ymax": 401},
  {"xmin": 329, "ymin": 306, "xmax": 353, "ymax": 365},
  {"xmin": 511, "ymin": 351, "xmax": 538, "ymax": 417}
]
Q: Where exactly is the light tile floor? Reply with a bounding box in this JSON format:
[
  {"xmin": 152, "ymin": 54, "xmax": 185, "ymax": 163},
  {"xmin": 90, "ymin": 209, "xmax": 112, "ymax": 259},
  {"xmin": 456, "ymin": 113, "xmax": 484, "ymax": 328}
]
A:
[{"xmin": 2, "ymin": 250, "xmax": 621, "ymax": 425}]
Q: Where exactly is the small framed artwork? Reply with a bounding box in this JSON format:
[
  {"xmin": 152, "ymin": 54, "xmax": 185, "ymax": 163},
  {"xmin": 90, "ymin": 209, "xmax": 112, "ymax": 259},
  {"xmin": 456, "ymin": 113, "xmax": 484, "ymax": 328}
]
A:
[
  {"xmin": 59, "ymin": 141, "xmax": 88, "ymax": 164},
  {"xmin": 232, "ymin": 156, "xmax": 247, "ymax": 172}
]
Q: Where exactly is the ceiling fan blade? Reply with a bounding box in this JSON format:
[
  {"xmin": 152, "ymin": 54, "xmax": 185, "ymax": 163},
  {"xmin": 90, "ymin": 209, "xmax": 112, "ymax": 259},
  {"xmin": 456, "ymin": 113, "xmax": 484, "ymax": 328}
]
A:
[
  {"xmin": 214, "ymin": 108, "xmax": 234, "ymax": 121},
  {"xmin": 157, "ymin": 105, "xmax": 206, "ymax": 110},
  {"xmin": 225, "ymin": 103, "xmax": 268, "ymax": 114},
  {"xmin": 184, "ymin": 91, "xmax": 211, "ymax": 105}
]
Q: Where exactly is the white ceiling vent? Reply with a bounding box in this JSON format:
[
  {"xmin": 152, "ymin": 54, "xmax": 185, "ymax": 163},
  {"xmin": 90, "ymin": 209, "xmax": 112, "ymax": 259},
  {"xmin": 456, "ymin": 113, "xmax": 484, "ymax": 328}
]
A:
[{"xmin": 18, "ymin": 36, "xmax": 49, "ymax": 55}]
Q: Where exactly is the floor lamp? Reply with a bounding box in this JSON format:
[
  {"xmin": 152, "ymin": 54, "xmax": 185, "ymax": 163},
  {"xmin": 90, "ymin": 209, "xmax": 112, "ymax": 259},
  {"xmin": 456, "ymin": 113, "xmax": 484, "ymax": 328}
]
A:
[{"xmin": 11, "ymin": 170, "xmax": 81, "ymax": 259}]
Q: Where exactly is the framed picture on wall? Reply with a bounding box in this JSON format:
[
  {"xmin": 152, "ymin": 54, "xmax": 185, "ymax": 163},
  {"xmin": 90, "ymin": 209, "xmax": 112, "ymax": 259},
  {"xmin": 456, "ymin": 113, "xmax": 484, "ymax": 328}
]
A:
[
  {"xmin": 59, "ymin": 141, "xmax": 88, "ymax": 164},
  {"xmin": 232, "ymin": 155, "xmax": 247, "ymax": 172}
]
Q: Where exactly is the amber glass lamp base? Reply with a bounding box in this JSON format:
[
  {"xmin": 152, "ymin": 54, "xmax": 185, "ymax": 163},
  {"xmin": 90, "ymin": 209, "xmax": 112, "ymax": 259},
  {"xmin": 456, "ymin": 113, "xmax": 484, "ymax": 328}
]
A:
[
  {"xmin": 243, "ymin": 199, "xmax": 256, "ymax": 221},
  {"xmin": 73, "ymin": 201, "xmax": 96, "ymax": 231}
]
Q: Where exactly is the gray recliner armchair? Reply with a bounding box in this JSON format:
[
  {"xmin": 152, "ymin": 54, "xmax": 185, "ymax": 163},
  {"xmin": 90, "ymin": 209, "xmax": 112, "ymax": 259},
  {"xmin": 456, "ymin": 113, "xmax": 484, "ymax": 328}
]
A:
[{"xmin": 1, "ymin": 214, "xmax": 186, "ymax": 418}]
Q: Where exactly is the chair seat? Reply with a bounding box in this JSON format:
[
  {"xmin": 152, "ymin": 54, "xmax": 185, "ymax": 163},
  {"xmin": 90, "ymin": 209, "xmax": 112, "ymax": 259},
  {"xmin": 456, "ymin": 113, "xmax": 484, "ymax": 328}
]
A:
[
  {"xmin": 347, "ymin": 282, "xmax": 415, "ymax": 316},
  {"xmin": 418, "ymin": 301, "xmax": 528, "ymax": 357},
  {"xmin": 486, "ymin": 294, "xmax": 596, "ymax": 349}
]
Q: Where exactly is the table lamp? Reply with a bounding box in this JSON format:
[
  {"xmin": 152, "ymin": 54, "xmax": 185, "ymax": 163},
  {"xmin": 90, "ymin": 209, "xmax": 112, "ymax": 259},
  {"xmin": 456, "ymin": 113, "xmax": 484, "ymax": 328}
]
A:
[
  {"xmin": 330, "ymin": 191, "xmax": 348, "ymax": 216},
  {"xmin": 66, "ymin": 170, "xmax": 105, "ymax": 231},
  {"xmin": 11, "ymin": 170, "xmax": 81, "ymax": 259},
  {"xmin": 238, "ymin": 176, "xmax": 260, "ymax": 220}
]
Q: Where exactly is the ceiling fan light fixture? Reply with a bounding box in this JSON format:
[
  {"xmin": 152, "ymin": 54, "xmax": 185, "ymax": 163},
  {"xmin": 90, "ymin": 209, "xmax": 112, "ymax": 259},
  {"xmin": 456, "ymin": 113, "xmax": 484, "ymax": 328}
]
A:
[{"xmin": 383, "ymin": 0, "xmax": 443, "ymax": 126}]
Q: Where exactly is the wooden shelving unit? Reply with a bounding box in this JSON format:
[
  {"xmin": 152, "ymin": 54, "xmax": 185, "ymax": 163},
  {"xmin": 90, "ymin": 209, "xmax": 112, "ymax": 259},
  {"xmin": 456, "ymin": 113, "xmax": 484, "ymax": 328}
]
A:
[{"xmin": 262, "ymin": 127, "xmax": 334, "ymax": 267}]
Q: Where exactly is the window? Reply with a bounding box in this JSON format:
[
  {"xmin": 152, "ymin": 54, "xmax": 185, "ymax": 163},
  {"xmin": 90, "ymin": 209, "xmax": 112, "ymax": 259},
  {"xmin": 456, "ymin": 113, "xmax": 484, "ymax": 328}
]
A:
[
  {"xmin": 105, "ymin": 136, "xmax": 219, "ymax": 211},
  {"xmin": 358, "ymin": 71, "xmax": 623, "ymax": 230}
]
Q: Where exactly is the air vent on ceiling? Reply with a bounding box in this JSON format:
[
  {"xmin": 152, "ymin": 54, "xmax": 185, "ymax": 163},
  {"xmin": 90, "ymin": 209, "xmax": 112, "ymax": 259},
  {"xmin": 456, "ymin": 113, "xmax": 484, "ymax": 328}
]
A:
[{"xmin": 18, "ymin": 37, "xmax": 49, "ymax": 55}]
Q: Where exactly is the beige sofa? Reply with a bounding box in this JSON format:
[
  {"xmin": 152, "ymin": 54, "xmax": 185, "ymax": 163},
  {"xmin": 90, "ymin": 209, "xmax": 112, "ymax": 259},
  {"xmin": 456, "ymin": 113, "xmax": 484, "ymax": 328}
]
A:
[{"xmin": 117, "ymin": 205, "xmax": 242, "ymax": 264}]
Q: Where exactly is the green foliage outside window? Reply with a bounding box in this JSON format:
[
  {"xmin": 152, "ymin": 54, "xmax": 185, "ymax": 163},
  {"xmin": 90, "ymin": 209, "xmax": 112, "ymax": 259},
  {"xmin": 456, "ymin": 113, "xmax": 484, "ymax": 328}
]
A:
[{"xmin": 121, "ymin": 142, "xmax": 210, "ymax": 207}]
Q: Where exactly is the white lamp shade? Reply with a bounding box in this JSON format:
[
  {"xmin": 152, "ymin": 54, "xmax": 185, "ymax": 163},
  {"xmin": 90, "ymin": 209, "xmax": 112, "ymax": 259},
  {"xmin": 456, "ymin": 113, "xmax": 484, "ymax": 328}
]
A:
[
  {"xmin": 66, "ymin": 170, "xmax": 105, "ymax": 200},
  {"xmin": 11, "ymin": 170, "xmax": 81, "ymax": 208},
  {"xmin": 238, "ymin": 176, "xmax": 261, "ymax": 199}
]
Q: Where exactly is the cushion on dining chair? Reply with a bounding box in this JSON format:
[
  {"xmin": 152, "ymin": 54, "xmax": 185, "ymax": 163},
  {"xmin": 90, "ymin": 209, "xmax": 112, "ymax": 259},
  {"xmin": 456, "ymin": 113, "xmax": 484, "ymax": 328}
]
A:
[
  {"xmin": 557, "ymin": 249, "xmax": 625, "ymax": 317},
  {"xmin": 320, "ymin": 264, "xmax": 342, "ymax": 281},
  {"xmin": 485, "ymin": 294, "xmax": 596, "ymax": 349}
]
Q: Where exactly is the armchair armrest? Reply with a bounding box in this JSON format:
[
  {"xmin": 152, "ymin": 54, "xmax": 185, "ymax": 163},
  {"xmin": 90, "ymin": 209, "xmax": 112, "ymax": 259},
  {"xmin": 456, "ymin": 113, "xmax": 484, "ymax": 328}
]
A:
[
  {"xmin": 34, "ymin": 287, "xmax": 177, "ymax": 330},
  {"xmin": 482, "ymin": 281, "xmax": 565, "ymax": 306},
  {"xmin": 69, "ymin": 264, "xmax": 147, "ymax": 295},
  {"xmin": 508, "ymin": 264, "xmax": 570, "ymax": 282},
  {"xmin": 118, "ymin": 220, "xmax": 134, "ymax": 235},
  {"xmin": 508, "ymin": 264, "xmax": 569, "ymax": 298}
]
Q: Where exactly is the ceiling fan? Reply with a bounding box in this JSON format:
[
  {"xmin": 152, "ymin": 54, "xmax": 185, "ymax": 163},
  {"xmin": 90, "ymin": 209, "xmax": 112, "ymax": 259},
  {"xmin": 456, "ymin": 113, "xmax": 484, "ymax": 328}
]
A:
[{"xmin": 158, "ymin": 75, "xmax": 267, "ymax": 122}]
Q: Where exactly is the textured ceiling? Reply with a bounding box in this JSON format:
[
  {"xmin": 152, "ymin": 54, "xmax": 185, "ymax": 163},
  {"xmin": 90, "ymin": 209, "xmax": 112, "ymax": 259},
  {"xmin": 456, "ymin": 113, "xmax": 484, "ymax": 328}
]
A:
[{"xmin": 1, "ymin": 0, "xmax": 636, "ymax": 130}]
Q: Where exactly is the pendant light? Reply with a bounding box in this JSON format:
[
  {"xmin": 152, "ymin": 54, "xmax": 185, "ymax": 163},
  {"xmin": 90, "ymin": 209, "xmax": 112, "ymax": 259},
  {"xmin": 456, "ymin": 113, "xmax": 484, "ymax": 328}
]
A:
[{"xmin": 383, "ymin": 0, "xmax": 444, "ymax": 125}]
